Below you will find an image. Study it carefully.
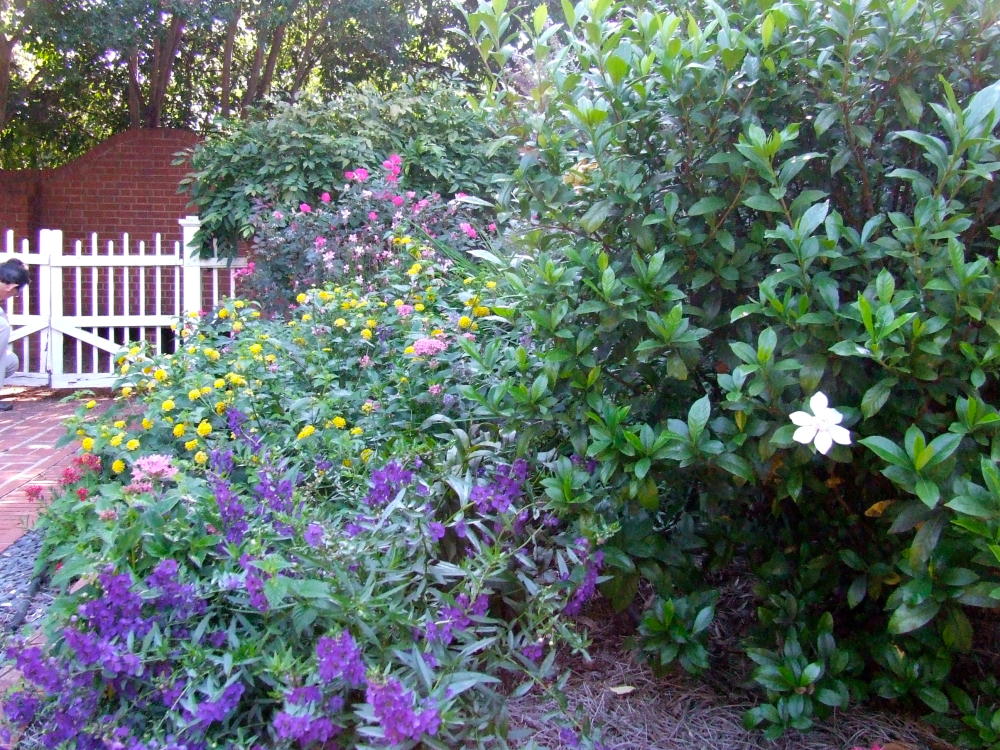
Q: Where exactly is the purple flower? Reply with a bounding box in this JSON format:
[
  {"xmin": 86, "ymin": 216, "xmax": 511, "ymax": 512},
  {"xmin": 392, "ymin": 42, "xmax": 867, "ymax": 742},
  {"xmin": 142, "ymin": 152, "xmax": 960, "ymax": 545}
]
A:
[
  {"xmin": 428, "ymin": 522, "xmax": 445, "ymax": 541},
  {"xmin": 564, "ymin": 550, "xmax": 605, "ymax": 616},
  {"xmin": 3, "ymin": 691, "xmax": 40, "ymax": 724},
  {"xmin": 366, "ymin": 679, "xmax": 440, "ymax": 744},
  {"xmin": 316, "ymin": 632, "xmax": 366, "ymax": 686},
  {"xmin": 304, "ymin": 522, "xmax": 325, "ymax": 547},
  {"xmin": 365, "ymin": 462, "xmax": 414, "ymax": 507}
]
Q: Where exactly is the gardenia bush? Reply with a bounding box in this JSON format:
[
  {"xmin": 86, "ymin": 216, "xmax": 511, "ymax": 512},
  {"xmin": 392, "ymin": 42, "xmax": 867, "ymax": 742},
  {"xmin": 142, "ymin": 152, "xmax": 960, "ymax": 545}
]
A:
[{"xmin": 2, "ymin": 214, "xmax": 602, "ymax": 748}]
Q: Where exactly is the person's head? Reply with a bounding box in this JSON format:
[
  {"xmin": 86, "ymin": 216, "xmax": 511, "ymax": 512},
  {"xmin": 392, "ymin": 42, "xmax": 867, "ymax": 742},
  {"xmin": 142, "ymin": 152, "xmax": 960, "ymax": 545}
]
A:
[{"xmin": 0, "ymin": 259, "xmax": 29, "ymax": 303}]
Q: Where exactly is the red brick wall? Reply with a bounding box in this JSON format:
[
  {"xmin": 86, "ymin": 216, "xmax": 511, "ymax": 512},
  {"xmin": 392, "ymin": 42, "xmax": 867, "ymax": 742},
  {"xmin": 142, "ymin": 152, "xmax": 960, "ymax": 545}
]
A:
[{"xmin": 0, "ymin": 128, "xmax": 201, "ymax": 247}]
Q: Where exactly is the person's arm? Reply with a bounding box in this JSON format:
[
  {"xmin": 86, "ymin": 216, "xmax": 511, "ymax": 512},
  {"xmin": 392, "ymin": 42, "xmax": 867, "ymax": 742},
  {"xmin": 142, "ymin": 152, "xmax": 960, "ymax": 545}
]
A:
[{"xmin": 0, "ymin": 312, "xmax": 10, "ymax": 356}]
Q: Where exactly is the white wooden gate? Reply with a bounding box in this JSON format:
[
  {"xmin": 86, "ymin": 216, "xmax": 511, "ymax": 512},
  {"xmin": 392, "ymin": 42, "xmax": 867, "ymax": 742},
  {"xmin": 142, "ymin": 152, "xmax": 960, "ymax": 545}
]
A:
[{"xmin": 2, "ymin": 217, "xmax": 246, "ymax": 388}]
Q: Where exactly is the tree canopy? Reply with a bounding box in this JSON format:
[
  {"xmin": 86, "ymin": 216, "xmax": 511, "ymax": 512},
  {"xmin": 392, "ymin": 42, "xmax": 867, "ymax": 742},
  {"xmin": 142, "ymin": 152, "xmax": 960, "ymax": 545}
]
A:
[{"xmin": 0, "ymin": 0, "xmax": 484, "ymax": 168}]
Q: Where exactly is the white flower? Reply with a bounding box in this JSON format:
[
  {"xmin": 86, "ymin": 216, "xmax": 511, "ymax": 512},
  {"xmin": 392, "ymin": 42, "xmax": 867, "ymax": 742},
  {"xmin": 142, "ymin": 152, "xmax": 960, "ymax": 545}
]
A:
[{"xmin": 789, "ymin": 391, "xmax": 852, "ymax": 455}]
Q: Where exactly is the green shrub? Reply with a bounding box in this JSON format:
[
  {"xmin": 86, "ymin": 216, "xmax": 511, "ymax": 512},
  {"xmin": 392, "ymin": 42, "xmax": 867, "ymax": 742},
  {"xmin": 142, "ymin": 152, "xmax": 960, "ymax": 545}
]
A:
[
  {"xmin": 461, "ymin": 0, "xmax": 1000, "ymax": 736},
  {"xmin": 179, "ymin": 75, "xmax": 514, "ymax": 257}
]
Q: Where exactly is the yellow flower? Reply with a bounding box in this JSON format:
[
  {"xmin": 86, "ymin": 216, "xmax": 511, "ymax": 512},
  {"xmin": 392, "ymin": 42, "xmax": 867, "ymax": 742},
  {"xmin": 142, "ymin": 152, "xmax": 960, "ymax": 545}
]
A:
[
  {"xmin": 350, "ymin": 426, "xmax": 363, "ymax": 436},
  {"xmin": 458, "ymin": 315, "xmax": 473, "ymax": 329},
  {"xmin": 113, "ymin": 420, "xmax": 126, "ymax": 429},
  {"xmin": 486, "ymin": 281, "xmax": 497, "ymax": 289},
  {"xmin": 184, "ymin": 439, "xmax": 198, "ymax": 451},
  {"xmin": 194, "ymin": 451, "xmax": 208, "ymax": 465},
  {"xmin": 173, "ymin": 423, "xmax": 187, "ymax": 438},
  {"xmin": 360, "ymin": 329, "xmax": 372, "ymax": 341},
  {"xmin": 264, "ymin": 354, "xmax": 276, "ymax": 364},
  {"xmin": 162, "ymin": 399, "xmax": 175, "ymax": 411},
  {"xmin": 125, "ymin": 439, "xmax": 140, "ymax": 451},
  {"xmin": 406, "ymin": 263, "xmax": 422, "ymax": 276},
  {"xmin": 250, "ymin": 311, "xmax": 261, "ymax": 318},
  {"xmin": 141, "ymin": 417, "xmax": 154, "ymax": 430},
  {"xmin": 154, "ymin": 368, "xmax": 168, "ymax": 382},
  {"xmin": 227, "ymin": 373, "xmax": 247, "ymax": 386},
  {"xmin": 342, "ymin": 458, "xmax": 353, "ymax": 468},
  {"xmin": 110, "ymin": 434, "xmax": 124, "ymax": 447},
  {"xmin": 234, "ymin": 300, "xmax": 245, "ymax": 309},
  {"xmin": 414, "ymin": 303, "xmax": 425, "ymax": 312},
  {"xmin": 111, "ymin": 459, "xmax": 126, "ymax": 474},
  {"xmin": 463, "ymin": 276, "xmax": 474, "ymax": 285},
  {"xmin": 214, "ymin": 378, "xmax": 226, "ymax": 389},
  {"xmin": 188, "ymin": 388, "xmax": 202, "ymax": 402},
  {"xmin": 318, "ymin": 290, "xmax": 333, "ymax": 302},
  {"xmin": 404, "ymin": 346, "xmax": 415, "ymax": 354},
  {"xmin": 334, "ymin": 318, "xmax": 347, "ymax": 328},
  {"xmin": 200, "ymin": 386, "xmax": 213, "ymax": 396},
  {"xmin": 232, "ymin": 321, "xmax": 244, "ymax": 332},
  {"xmin": 473, "ymin": 305, "xmax": 491, "ymax": 317},
  {"xmin": 431, "ymin": 328, "xmax": 444, "ymax": 337},
  {"xmin": 296, "ymin": 293, "xmax": 309, "ymax": 304},
  {"xmin": 331, "ymin": 416, "xmax": 347, "ymax": 429},
  {"xmin": 301, "ymin": 313, "xmax": 312, "ymax": 322},
  {"xmin": 85, "ymin": 399, "xmax": 97, "ymax": 409},
  {"xmin": 218, "ymin": 307, "xmax": 230, "ymax": 319},
  {"xmin": 187, "ymin": 346, "xmax": 197, "ymax": 354},
  {"xmin": 399, "ymin": 376, "xmax": 408, "ymax": 384},
  {"xmin": 366, "ymin": 318, "xmax": 378, "ymax": 328},
  {"xmin": 215, "ymin": 401, "xmax": 227, "ymax": 415},
  {"xmin": 120, "ymin": 363, "xmax": 130, "ymax": 374},
  {"xmin": 196, "ymin": 420, "xmax": 212, "ymax": 437},
  {"xmin": 249, "ymin": 343, "xmax": 263, "ymax": 355},
  {"xmin": 203, "ymin": 348, "xmax": 220, "ymax": 361},
  {"xmin": 120, "ymin": 386, "xmax": 133, "ymax": 398},
  {"xmin": 297, "ymin": 424, "xmax": 316, "ymax": 440},
  {"xmin": 81, "ymin": 437, "xmax": 95, "ymax": 452},
  {"xmin": 360, "ymin": 448, "xmax": 374, "ymax": 463}
]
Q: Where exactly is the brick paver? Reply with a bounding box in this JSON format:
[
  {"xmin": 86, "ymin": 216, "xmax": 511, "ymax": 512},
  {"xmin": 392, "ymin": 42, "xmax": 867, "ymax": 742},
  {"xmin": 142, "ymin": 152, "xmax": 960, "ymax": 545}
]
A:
[{"xmin": 0, "ymin": 386, "xmax": 110, "ymax": 552}]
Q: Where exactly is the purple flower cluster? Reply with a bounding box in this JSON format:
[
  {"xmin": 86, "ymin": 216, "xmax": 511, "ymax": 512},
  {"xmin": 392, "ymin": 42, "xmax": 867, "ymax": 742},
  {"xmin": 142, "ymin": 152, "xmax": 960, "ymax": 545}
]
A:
[
  {"xmin": 254, "ymin": 466, "xmax": 295, "ymax": 514},
  {"xmin": 272, "ymin": 711, "xmax": 339, "ymax": 745},
  {"xmin": 469, "ymin": 460, "xmax": 530, "ymax": 514},
  {"xmin": 316, "ymin": 631, "xmax": 366, "ymax": 686},
  {"xmin": 145, "ymin": 559, "xmax": 204, "ymax": 619},
  {"xmin": 424, "ymin": 593, "xmax": 490, "ymax": 645},
  {"xmin": 241, "ymin": 555, "xmax": 270, "ymax": 611},
  {"xmin": 194, "ymin": 682, "xmax": 244, "ymax": 726},
  {"xmin": 212, "ymin": 476, "xmax": 248, "ymax": 543},
  {"xmin": 364, "ymin": 462, "xmax": 415, "ymax": 507},
  {"xmin": 304, "ymin": 522, "xmax": 325, "ymax": 547},
  {"xmin": 366, "ymin": 678, "xmax": 441, "ymax": 745},
  {"xmin": 563, "ymin": 541, "xmax": 605, "ymax": 617}
]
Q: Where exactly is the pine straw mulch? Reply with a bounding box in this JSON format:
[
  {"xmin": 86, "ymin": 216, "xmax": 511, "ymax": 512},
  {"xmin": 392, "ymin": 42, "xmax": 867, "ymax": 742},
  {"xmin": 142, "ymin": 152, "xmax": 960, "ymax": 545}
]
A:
[{"xmin": 506, "ymin": 582, "xmax": 963, "ymax": 750}]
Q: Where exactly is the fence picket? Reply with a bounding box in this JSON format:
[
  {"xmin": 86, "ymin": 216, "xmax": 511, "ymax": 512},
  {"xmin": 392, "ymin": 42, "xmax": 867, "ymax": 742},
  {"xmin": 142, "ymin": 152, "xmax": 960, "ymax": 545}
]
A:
[{"xmin": 0, "ymin": 217, "xmax": 246, "ymax": 388}]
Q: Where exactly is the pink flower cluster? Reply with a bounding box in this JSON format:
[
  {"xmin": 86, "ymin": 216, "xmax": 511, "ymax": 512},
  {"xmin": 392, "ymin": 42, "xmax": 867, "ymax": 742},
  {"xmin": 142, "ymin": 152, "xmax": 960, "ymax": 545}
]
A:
[
  {"xmin": 383, "ymin": 154, "xmax": 403, "ymax": 184},
  {"xmin": 133, "ymin": 454, "xmax": 178, "ymax": 482},
  {"xmin": 412, "ymin": 338, "xmax": 448, "ymax": 357},
  {"xmin": 233, "ymin": 261, "xmax": 256, "ymax": 280},
  {"xmin": 345, "ymin": 167, "xmax": 370, "ymax": 182},
  {"xmin": 459, "ymin": 222, "xmax": 477, "ymax": 239}
]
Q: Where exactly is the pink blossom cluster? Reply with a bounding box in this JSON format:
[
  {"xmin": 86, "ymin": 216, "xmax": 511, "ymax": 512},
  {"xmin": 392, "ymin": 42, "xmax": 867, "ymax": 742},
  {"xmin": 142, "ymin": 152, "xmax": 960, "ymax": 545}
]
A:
[
  {"xmin": 133, "ymin": 454, "xmax": 178, "ymax": 482},
  {"xmin": 233, "ymin": 261, "xmax": 255, "ymax": 280},
  {"xmin": 345, "ymin": 167, "xmax": 370, "ymax": 182},
  {"xmin": 383, "ymin": 154, "xmax": 403, "ymax": 184},
  {"xmin": 412, "ymin": 338, "xmax": 448, "ymax": 357}
]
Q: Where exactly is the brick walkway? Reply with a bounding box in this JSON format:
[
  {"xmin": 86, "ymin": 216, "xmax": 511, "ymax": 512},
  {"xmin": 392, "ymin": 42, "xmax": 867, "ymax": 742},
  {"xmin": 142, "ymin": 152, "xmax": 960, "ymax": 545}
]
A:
[{"xmin": 0, "ymin": 386, "xmax": 109, "ymax": 552}]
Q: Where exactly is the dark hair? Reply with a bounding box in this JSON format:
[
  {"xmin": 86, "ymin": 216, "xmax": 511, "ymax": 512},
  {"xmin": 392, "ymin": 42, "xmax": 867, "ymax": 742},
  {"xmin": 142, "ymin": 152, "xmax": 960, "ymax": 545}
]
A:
[{"xmin": 0, "ymin": 259, "xmax": 29, "ymax": 287}]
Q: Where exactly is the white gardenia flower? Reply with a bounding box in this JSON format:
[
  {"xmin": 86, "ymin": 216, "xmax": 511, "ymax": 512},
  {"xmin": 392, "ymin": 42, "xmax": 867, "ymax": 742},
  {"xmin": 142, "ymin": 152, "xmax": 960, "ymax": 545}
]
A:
[{"xmin": 789, "ymin": 391, "xmax": 852, "ymax": 455}]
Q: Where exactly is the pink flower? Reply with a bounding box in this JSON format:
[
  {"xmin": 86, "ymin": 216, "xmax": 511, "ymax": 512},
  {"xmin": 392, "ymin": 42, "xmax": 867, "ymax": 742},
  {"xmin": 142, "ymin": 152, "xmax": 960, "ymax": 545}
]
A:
[
  {"xmin": 320, "ymin": 192, "xmax": 332, "ymax": 203},
  {"xmin": 459, "ymin": 222, "xmax": 477, "ymax": 239},
  {"xmin": 345, "ymin": 170, "xmax": 355, "ymax": 181},
  {"xmin": 488, "ymin": 223, "xmax": 497, "ymax": 232},
  {"xmin": 391, "ymin": 195, "xmax": 405, "ymax": 207},
  {"xmin": 24, "ymin": 485, "xmax": 45, "ymax": 502},
  {"xmin": 61, "ymin": 466, "xmax": 83, "ymax": 485},
  {"xmin": 98, "ymin": 509, "xmax": 118, "ymax": 522},
  {"xmin": 368, "ymin": 211, "xmax": 378, "ymax": 222},
  {"xmin": 384, "ymin": 154, "xmax": 403, "ymax": 167},
  {"xmin": 412, "ymin": 338, "xmax": 448, "ymax": 356},
  {"xmin": 299, "ymin": 203, "xmax": 312, "ymax": 213},
  {"xmin": 359, "ymin": 355, "xmax": 373, "ymax": 367},
  {"xmin": 428, "ymin": 384, "xmax": 443, "ymax": 396},
  {"xmin": 314, "ymin": 236, "xmax": 327, "ymax": 248},
  {"xmin": 396, "ymin": 304, "xmax": 414, "ymax": 317},
  {"xmin": 76, "ymin": 487, "xmax": 89, "ymax": 501},
  {"xmin": 346, "ymin": 167, "xmax": 369, "ymax": 182},
  {"xmin": 133, "ymin": 454, "xmax": 178, "ymax": 481},
  {"xmin": 272, "ymin": 211, "xmax": 284, "ymax": 220}
]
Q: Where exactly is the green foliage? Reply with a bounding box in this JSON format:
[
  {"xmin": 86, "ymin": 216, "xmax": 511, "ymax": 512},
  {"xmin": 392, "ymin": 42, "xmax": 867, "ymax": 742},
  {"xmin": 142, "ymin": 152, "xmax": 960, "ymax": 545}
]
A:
[
  {"xmin": 179, "ymin": 75, "xmax": 514, "ymax": 256},
  {"xmin": 10, "ymin": 236, "xmax": 599, "ymax": 746},
  {"xmin": 459, "ymin": 0, "xmax": 1000, "ymax": 738}
]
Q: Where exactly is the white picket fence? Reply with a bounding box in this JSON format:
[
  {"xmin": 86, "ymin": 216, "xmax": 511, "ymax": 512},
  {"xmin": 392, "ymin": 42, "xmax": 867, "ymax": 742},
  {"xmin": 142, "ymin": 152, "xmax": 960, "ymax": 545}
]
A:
[{"xmin": 1, "ymin": 216, "xmax": 246, "ymax": 388}]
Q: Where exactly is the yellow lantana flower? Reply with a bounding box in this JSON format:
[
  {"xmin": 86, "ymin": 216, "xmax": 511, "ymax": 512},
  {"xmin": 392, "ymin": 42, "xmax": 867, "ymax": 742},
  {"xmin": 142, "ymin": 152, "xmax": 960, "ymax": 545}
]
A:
[
  {"xmin": 296, "ymin": 293, "xmax": 309, "ymax": 304},
  {"xmin": 109, "ymin": 434, "xmax": 124, "ymax": 447},
  {"xmin": 85, "ymin": 399, "xmax": 97, "ymax": 409},
  {"xmin": 332, "ymin": 416, "xmax": 347, "ymax": 429},
  {"xmin": 111, "ymin": 459, "xmax": 126, "ymax": 474},
  {"xmin": 188, "ymin": 388, "xmax": 202, "ymax": 402},
  {"xmin": 184, "ymin": 439, "xmax": 199, "ymax": 451},
  {"xmin": 173, "ymin": 423, "xmax": 187, "ymax": 438},
  {"xmin": 196, "ymin": 421, "xmax": 212, "ymax": 437},
  {"xmin": 125, "ymin": 439, "xmax": 140, "ymax": 451},
  {"xmin": 194, "ymin": 451, "xmax": 208, "ymax": 465},
  {"xmin": 360, "ymin": 329, "xmax": 372, "ymax": 341},
  {"xmin": 162, "ymin": 399, "xmax": 175, "ymax": 411},
  {"xmin": 141, "ymin": 417, "xmax": 154, "ymax": 430},
  {"xmin": 81, "ymin": 437, "xmax": 95, "ymax": 452},
  {"xmin": 297, "ymin": 424, "xmax": 316, "ymax": 440},
  {"xmin": 458, "ymin": 316, "xmax": 473, "ymax": 330}
]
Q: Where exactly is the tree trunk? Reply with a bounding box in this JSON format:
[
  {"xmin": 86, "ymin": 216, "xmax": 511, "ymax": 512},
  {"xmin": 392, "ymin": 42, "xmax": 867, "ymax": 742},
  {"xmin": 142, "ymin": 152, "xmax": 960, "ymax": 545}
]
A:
[
  {"xmin": 240, "ymin": 31, "xmax": 267, "ymax": 113},
  {"xmin": 258, "ymin": 23, "xmax": 286, "ymax": 99},
  {"xmin": 145, "ymin": 14, "xmax": 186, "ymax": 128},
  {"xmin": 127, "ymin": 49, "xmax": 143, "ymax": 128},
  {"xmin": 0, "ymin": 34, "xmax": 14, "ymax": 129},
  {"xmin": 220, "ymin": 0, "xmax": 241, "ymax": 118}
]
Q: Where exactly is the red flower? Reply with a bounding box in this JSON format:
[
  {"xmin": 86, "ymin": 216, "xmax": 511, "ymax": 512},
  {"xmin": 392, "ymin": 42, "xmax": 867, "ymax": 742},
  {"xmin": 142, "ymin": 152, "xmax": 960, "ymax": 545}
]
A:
[{"xmin": 76, "ymin": 487, "xmax": 89, "ymax": 501}]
